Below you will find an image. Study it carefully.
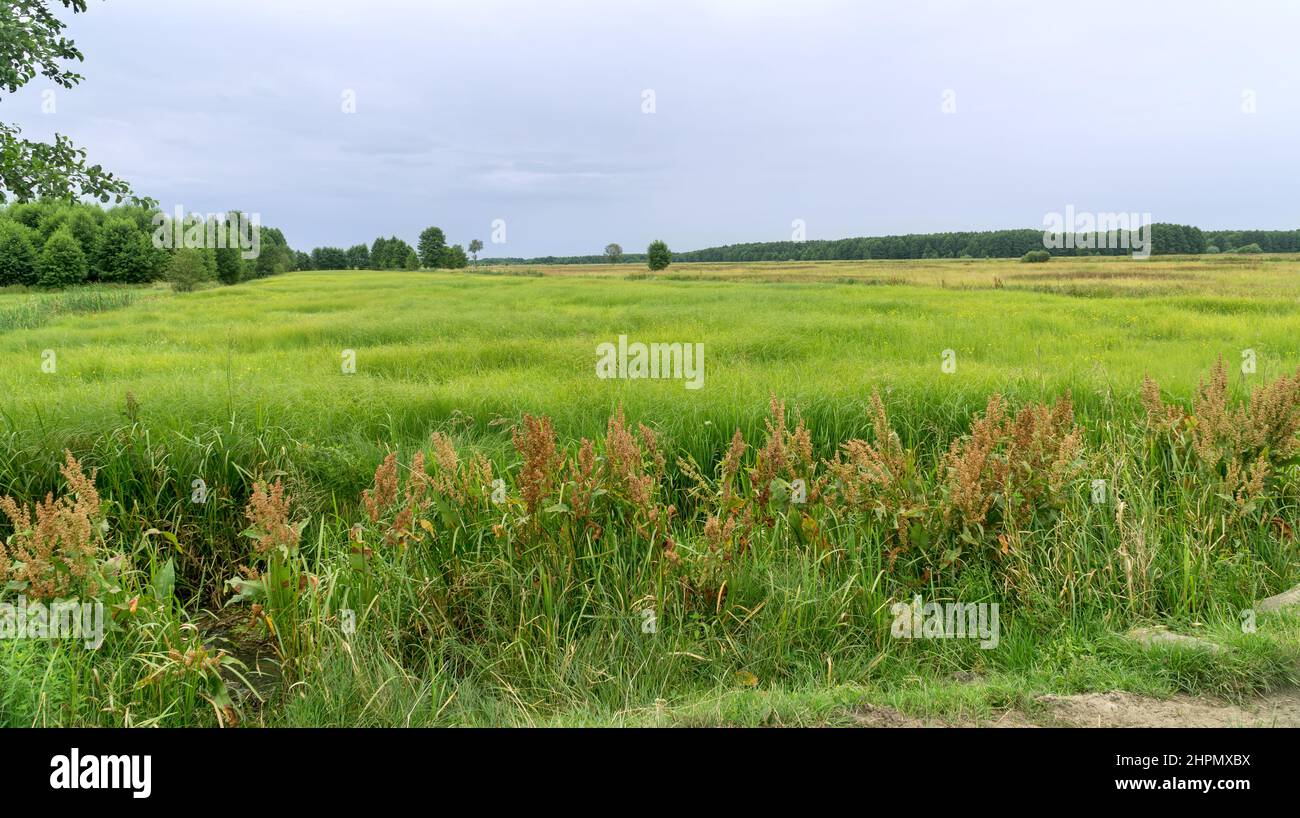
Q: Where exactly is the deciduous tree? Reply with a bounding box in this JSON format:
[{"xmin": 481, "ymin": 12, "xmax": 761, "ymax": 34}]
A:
[
  {"xmin": 37, "ymin": 225, "xmax": 87, "ymax": 287},
  {"xmin": 647, "ymin": 239, "xmax": 671, "ymax": 271},
  {"xmin": 93, "ymin": 217, "xmax": 152, "ymax": 283},
  {"xmin": 0, "ymin": 220, "xmax": 38, "ymax": 285}
]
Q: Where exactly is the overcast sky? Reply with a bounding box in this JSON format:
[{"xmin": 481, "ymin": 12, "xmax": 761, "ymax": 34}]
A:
[{"xmin": 8, "ymin": 0, "xmax": 1299, "ymax": 256}]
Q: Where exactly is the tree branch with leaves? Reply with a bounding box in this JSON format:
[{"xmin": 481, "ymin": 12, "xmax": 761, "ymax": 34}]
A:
[{"xmin": 0, "ymin": 1, "xmax": 145, "ymax": 204}]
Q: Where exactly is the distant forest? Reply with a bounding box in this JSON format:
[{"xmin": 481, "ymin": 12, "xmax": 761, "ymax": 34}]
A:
[{"xmin": 484, "ymin": 224, "xmax": 1300, "ymax": 265}]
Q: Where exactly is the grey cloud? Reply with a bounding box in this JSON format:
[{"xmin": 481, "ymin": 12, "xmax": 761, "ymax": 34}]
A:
[{"xmin": 6, "ymin": 0, "xmax": 1297, "ymax": 254}]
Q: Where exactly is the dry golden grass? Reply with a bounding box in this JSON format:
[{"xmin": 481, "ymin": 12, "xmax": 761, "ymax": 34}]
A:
[{"xmin": 525, "ymin": 253, "xmax": 1300, "ymax": 298}]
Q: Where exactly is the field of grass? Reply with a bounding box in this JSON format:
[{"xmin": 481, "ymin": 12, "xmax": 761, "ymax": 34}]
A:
[{"xmin": 1, "ymin": 255, "xmax": 1298, "ymax": 727}]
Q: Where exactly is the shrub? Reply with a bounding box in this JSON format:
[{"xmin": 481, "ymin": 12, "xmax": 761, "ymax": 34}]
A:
[
  {"xmin": 37, "ymin": 227, "xmax": 89, "ymax": 288},
  {"xmin": 647, "ymin": 240, "xmax": 672, "ymax": 271},
  {"xmin": 1205, "ymin": 245, "xmax": 1221, "ymax": 254},
  {"xmin": 167, "ymin": 248, "xmax": 214, "ymax": 292},
  {"xmin": 1020, "ymin": 249, "xmax": 1051, "ymax": 263},
  {"xmin": 1235, "ymin": 243, "xmax": 1263, "ymax": 254},
  {"xmin": 0, "ymin": 220, "xmax": 39, "ymax": 286}
]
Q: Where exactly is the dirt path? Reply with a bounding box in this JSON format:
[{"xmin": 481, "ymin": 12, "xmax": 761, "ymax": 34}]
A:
[
  {"xmin": 1031, "ymin": 690, "xmax": 1300, "ymax": 728},
  {"xmin": 852, "ymin": 689, "xmax": 1300, "ymax": 728}
]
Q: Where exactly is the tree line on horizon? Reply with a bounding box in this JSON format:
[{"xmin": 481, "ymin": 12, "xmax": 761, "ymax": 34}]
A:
[
  {"xmin": 482, "ymin": 224, "xmax": 1300, "ymax": 265},
  {"xmin": 8, "ymin": 204, "xmax": 1298, "ymax": 293},
  {"xmin": 304, "ymin": 228, "xmax": 484, "ymax": 272}
]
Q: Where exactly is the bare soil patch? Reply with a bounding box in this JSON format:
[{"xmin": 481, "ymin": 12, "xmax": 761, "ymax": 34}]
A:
[{"xmin": 849, "ymin": 690, "xmax": 1300, "ymax": 728}]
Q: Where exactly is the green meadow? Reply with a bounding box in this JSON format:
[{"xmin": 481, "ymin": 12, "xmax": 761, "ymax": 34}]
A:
[
  {"xmin": 2, "ymin": 255, "xmax": 1299, "ymax": 727},
  {"xmin": 8, "ymin": 256, "xmax": 1300, "ymax": 451}
]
